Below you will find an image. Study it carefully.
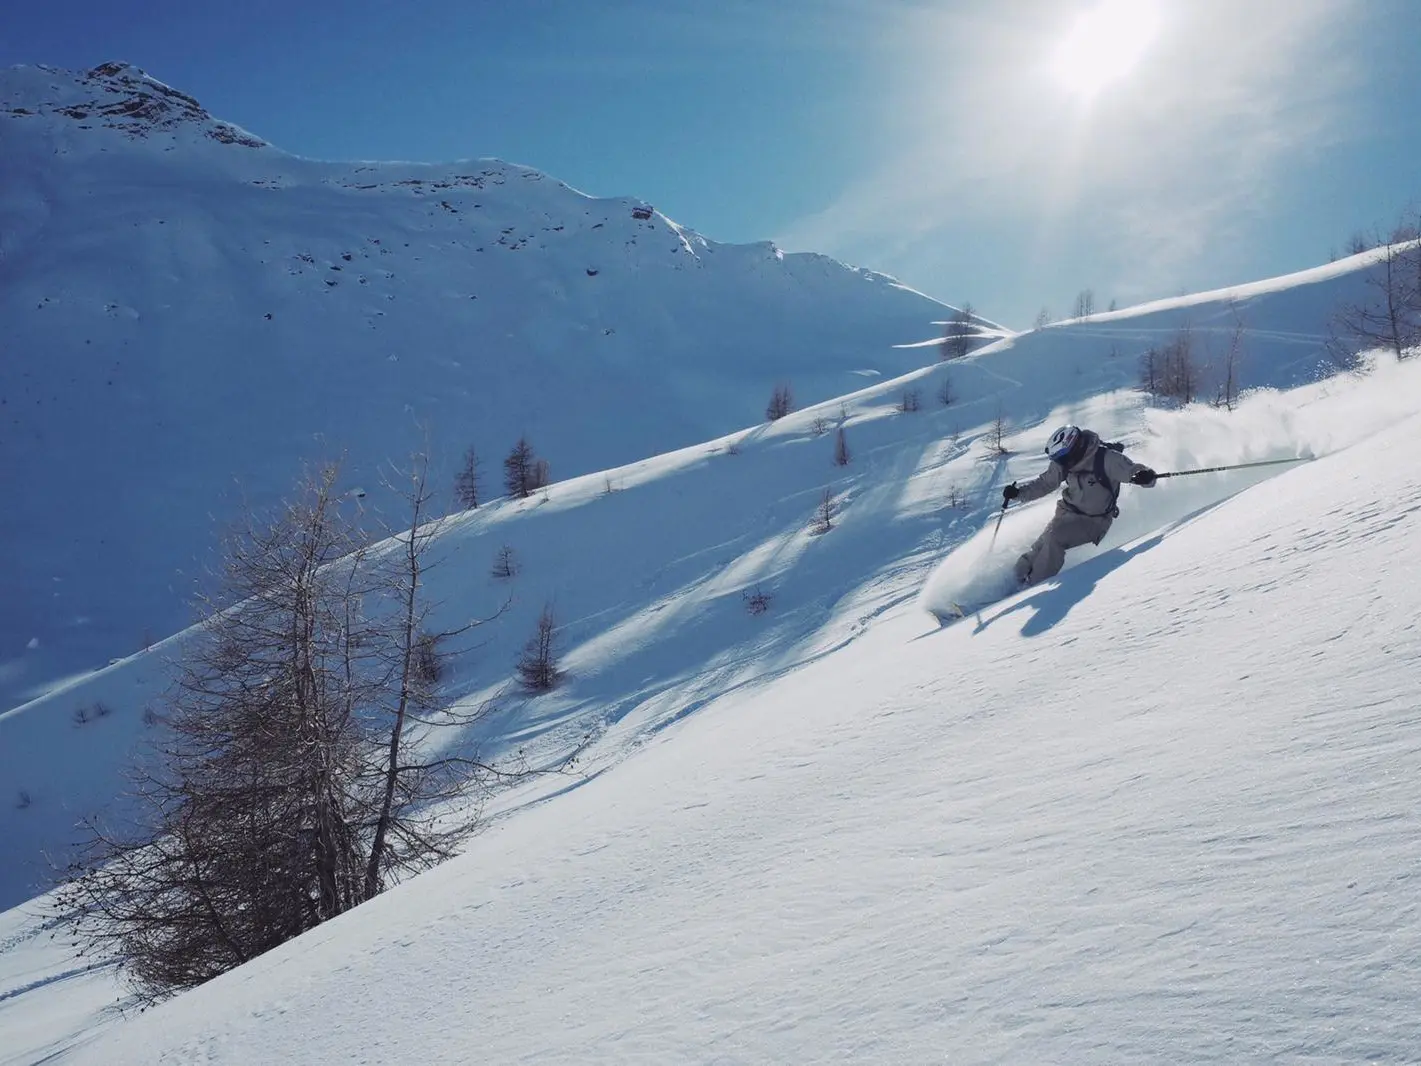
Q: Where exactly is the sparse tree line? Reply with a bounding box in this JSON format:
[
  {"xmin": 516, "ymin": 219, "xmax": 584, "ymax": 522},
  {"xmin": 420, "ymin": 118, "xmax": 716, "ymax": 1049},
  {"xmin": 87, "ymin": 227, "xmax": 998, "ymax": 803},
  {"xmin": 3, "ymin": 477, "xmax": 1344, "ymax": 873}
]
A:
[
  {"xmin": 1132, "ymin": 307, "xmax": 1247, "ymax": 410},
  {"xmin": 1326, "ymin": 210, "xmax": 1421, "ymax": 367},
  {"xmin": 58, "ymin": 451, "xmax": 574, "ymax": 1001},
  {"xmin": 1136, "ymin": 211, "xmax": 1419, "ymax": 409}
]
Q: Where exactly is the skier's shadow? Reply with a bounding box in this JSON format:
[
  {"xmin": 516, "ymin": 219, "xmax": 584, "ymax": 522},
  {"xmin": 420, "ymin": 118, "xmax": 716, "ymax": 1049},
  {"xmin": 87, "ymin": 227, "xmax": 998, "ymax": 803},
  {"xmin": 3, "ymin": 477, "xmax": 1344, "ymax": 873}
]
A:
[{"xmin": 971, "ymin": 533, "xmax": 1165, "ymax": 637}]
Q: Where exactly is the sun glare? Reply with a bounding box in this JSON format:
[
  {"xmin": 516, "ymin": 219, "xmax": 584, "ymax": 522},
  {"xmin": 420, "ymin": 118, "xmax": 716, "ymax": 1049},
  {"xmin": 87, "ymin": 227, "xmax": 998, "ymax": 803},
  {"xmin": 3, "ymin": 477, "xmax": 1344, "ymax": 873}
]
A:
[{"xmin": 1052, "ymin": 0, "xmax": 1161, "ymax": 100}]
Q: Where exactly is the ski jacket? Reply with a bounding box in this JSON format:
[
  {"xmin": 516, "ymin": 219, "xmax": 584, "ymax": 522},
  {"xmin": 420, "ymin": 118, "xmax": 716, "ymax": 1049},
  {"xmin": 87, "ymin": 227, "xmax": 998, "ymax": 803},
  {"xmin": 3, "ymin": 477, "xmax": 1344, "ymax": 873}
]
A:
[{"xmin": 1015, "ymin": 431, "xmax": 1151, "ymax": 518}]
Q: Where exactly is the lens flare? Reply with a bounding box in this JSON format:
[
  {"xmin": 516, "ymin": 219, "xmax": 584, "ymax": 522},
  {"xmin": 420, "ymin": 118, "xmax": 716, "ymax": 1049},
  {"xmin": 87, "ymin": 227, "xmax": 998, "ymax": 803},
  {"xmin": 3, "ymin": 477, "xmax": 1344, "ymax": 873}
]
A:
[{"xmin": 1052, "ymin": 0, "xmax": 1162, "ymax": 100}]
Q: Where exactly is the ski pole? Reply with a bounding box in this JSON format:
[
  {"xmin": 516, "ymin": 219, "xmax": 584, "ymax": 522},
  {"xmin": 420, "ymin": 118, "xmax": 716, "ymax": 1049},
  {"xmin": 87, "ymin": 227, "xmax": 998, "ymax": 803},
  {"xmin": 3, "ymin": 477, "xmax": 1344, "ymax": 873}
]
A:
[
  {"xmin": 988, "ymin": 499, "xmax": 1009, "ymax": 549},
  {"xmin": 1155, "ymin": 456, "xmax": 1314, "ymax": 480}
]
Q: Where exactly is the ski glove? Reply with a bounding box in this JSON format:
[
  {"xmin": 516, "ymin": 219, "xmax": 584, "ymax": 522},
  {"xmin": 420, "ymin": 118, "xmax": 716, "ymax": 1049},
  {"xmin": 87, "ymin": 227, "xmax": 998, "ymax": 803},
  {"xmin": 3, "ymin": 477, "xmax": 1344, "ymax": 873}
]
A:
[
  {"xmin": 1130, "ymin": 468, "xmax": 1157, "ymax": 487},
  {"xmin": 1002, "ymin": 482, "xmax": 1020, "ymax": 502}
]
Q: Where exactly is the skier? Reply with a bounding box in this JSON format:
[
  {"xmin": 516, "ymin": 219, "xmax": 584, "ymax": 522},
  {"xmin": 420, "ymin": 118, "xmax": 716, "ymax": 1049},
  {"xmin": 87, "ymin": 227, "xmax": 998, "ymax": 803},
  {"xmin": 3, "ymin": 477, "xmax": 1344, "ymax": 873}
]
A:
[{"xmin": 1003, "ymin": 425, "xmax": 1157, "ymax": 587}]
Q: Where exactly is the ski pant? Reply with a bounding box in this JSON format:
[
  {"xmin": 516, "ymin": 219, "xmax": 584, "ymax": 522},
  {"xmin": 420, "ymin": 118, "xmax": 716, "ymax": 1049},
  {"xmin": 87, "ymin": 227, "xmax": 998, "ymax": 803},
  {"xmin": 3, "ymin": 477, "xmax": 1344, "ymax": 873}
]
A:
[{"xmin": 1014, "ymin": 507, "xmax": 1113, "ymax": 587}]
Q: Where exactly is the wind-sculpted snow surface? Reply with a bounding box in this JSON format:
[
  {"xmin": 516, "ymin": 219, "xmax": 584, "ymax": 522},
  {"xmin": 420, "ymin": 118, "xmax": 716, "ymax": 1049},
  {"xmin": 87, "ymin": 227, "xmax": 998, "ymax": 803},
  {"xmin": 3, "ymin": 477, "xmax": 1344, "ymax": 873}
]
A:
[{"xmin": 16, "ymin": 362, "xmax": 1421, "ymax": 1066}]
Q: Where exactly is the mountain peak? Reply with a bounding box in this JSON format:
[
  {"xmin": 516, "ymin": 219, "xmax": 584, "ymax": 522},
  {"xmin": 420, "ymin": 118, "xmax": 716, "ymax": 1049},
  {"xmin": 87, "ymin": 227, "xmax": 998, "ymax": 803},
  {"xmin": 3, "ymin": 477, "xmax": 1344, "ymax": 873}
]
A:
[{"xmin": 2, "ymin": 60, "xmax": 267, "ymax": 148}]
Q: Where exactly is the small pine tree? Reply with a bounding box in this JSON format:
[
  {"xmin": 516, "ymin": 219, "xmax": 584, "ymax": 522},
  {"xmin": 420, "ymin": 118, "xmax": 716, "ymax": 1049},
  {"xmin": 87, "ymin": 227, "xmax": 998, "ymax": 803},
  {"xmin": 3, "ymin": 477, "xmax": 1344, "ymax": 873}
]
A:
[
  {"xmin": 766, "ymin": 383, "xmax": 793, "ymax": 421},
  {"xmin": 833, "ymin": 426, "xmax": 851, "ymax": 467}
]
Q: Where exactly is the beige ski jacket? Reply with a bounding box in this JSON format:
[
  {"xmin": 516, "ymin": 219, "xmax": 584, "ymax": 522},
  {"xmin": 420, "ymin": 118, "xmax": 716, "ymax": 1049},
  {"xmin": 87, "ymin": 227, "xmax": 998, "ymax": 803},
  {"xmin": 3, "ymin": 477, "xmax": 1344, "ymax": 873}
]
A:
[{"xmin": 1015, "ymin": 431, "xmax": 1152, "ymax": 518}]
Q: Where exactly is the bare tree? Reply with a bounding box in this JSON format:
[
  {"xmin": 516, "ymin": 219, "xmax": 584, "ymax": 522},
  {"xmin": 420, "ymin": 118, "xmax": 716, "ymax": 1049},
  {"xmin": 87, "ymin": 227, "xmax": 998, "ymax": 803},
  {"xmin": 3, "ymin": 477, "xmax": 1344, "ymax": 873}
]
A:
[
  {"xmin": 363, "ymin": 452, "xmax": 502, "ymax": 900},
  {"xmin": 56, "ymin": 459, "xmax": 522, "ymax": 1001},
  {"xmin": 56, "ymin": 466, "xmax": 380, "ymax": 998},
  {"xmin": 833, "ymin": 426, "xmax": 851, "ymax": 467},
  {"xmin": 810, "ymin": 488, "xmax": 836, "ymax": 535},
  {"xmin": 1139, "ymin": 346, "xmax": 1160, "ymax": 397},
  {"xmin": 743, "ymin": 585, "xmax": 773, "ymax": 616},
  {"xmin": 1163, "ymin": 325, "xmax": 1199, "ymax": 403},
  {"xmin": 766, "ymin": 383, "xmax": 794, "ymax": 421},
  {"xmin": 1214, "ymin": 306, "xmax": 1246, "ymax": 410},
  {"xmin": 936, "ymin": 374, "xmax": 955, "ymax": 407},
  {"xmin": 503, "ymin": 437, "xmax": 549, "ymax": 499},
  {"xmin": 491, "ymin": 545, "xmax": 518, "ymax": 579},
  {"xmin": 412, "ymin": 632, "xmax": 444, "ymax": 685},
  {"xmin": 1034, "ymin": 307, "xmax": 1052, "ymax": 330},
  {"xmin": 1073, "ymin": 288, "xmax": 1096, "ymax": 319},
  {"xmin": 454, "ymin": 446, "xmax": 481, "ymax": 510},
  {"xmin": 1139, "ymin": 325, "xmax": 1201, "ymax": 403},
  {"xmin": 516, "ymin": 603, "xmax": 561, "ymax": 692},
  {"xmin": 1392, "ymin": 217, "xmax": 1421, "ymax": 243},
  {"xmin": 899, "ymin": 388, "xmax": 922, "ymax": 413},
  {"xmin": 940, "ymin": 304, "xmax": 976, "ymax": 360},
  {"xmin": 987, "ymin": 405, "xmax": 1011, "ymax": 455},
  {"xmin": 1329, "ymin": 226, "xmax": 1421, "ymax": 364}
]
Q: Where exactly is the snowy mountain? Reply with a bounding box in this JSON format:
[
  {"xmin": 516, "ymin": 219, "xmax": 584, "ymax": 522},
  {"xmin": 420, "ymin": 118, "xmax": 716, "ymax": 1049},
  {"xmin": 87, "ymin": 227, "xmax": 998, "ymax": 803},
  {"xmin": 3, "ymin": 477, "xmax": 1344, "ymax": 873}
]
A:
[
  {"xmin": 3, "ymin": 242, "xmax": 1387, "ymax": 915},
  {"xmin": 0, "ymin": 61, "xmax": 967, "ymax": 714},
  {"xmin": 4, "ymin": 62, "xmax": 1419, "ymax": 1066}
]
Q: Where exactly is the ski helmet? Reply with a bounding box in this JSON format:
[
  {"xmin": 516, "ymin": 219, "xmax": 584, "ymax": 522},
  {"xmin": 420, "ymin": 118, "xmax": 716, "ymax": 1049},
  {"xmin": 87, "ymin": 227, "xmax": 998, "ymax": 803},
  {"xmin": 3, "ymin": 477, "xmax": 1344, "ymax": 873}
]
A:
[{"xmin": 1045, "ymin": 425, "xmax": 1081, "ymax": 463}]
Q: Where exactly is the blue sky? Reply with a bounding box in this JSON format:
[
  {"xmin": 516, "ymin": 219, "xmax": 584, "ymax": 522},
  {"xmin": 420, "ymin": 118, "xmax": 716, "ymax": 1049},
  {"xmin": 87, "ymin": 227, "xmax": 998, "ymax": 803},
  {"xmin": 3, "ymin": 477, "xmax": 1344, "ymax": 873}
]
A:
[{"xmin": 5, "ymin": 0, "xmax": 1419, "ymax": 327}]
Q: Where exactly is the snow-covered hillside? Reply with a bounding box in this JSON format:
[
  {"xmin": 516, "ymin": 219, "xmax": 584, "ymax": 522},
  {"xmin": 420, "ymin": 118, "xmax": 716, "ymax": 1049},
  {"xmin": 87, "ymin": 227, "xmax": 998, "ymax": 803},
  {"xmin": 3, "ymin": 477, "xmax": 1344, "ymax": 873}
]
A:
[
  {"xmin": 0, "ymin": 236, "xmax": 1401, "ymax": 914},
  {"xmin": 0, "ymin": 61, "xmax": 966, "ymax": 713},
  {"xmin": 5, "ymin": 351, "xmax": 1419, "ymax": 1064}
]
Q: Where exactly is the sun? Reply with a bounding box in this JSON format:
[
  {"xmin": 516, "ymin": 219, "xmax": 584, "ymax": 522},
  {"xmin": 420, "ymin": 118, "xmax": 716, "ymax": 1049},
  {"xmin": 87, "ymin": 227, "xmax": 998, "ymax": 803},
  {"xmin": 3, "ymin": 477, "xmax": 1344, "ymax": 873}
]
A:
[{"xmin": 1052, "ymin": 0, "xmax": 1162, "ymax": 100}]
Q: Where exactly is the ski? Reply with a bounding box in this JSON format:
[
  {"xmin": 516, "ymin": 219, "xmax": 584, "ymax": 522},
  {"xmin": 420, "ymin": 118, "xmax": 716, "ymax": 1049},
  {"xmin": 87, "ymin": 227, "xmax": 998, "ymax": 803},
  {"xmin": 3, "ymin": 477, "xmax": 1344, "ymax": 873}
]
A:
[{"xmin": 929, "ymin": 602, "xmax": 970, "ymax": 627}]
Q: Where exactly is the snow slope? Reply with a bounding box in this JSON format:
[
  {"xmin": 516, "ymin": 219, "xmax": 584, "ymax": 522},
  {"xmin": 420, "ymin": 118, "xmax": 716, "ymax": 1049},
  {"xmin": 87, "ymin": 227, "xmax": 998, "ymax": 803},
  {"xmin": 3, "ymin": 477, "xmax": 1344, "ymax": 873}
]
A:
[
  {"xmin": 0, "ymin": 61, "xmax": 962, "ymax": 712},
  {"xmin": 0, "ymin": 231, "xmax": 1396, "ymax": 913},
  {"xmin": 11, "ymin": 357, "xmax": 1420, "ymax": 1065}
]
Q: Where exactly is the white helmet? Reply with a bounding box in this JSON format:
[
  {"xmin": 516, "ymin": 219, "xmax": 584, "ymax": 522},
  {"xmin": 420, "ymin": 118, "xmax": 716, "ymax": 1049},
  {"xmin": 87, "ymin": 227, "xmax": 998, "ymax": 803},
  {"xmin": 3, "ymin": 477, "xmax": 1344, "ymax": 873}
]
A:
[{"xmin": 1045, "ymin": 425, "xmax": 1081, "ymax": 463}]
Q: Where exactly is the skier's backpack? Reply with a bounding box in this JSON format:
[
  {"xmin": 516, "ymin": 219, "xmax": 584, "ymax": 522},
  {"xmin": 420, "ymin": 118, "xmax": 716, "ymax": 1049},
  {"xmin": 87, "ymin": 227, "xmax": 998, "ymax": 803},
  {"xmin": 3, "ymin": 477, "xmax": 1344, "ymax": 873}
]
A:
[{"xmin": 1068, "ymin": 440, "xmax": 1126, "ymax": 519}]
